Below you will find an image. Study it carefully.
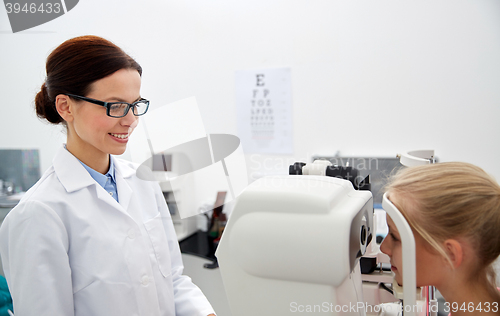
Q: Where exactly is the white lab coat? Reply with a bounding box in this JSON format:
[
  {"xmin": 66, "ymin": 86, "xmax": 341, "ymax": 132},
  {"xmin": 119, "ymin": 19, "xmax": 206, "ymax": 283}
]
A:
[{"xmin": 0, "ymin": 145, "xmax": 215, "ymax": 316}]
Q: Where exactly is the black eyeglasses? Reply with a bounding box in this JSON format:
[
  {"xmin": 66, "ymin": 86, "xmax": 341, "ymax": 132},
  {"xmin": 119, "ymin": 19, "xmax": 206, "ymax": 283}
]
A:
[{"xmin": 66, "ymin": 93, "xmax": 149, "ymax": 118}]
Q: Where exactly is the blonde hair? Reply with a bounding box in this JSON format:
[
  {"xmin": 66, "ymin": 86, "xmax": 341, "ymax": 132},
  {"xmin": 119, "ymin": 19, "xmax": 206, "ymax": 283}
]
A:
[{"xmin": 385, "ymin": 162, "xmax": 500, "ymax": 298}]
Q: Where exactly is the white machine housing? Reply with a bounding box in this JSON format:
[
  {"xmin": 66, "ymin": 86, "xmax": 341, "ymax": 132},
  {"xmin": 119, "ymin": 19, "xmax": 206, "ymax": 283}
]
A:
[{"xmin": 217, "ymin": 175, "xmax": 373, "ymax": 316}]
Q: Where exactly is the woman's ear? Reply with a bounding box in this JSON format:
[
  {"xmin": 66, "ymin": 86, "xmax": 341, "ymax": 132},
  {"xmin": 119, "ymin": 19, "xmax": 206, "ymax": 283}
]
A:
[
  {"xmin": 443, "ymin": 239, "xmax": 463, "ymax": 269},
  {"xmin": 55, "ymin": 94, "xmax": 74, "ymax": 123}
]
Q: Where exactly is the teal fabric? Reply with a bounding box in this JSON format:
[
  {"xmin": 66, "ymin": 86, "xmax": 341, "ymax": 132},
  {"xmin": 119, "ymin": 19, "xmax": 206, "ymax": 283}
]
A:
[{"xmin": 0, "ymin": 275, "xmax": 13, "ymax": 315}]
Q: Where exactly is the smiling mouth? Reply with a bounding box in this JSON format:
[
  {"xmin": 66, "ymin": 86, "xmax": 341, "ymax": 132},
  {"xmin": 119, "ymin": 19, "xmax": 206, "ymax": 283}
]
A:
[{"xmin": 109, "ymin": 133, "xmax": 129, "ymax": 139}]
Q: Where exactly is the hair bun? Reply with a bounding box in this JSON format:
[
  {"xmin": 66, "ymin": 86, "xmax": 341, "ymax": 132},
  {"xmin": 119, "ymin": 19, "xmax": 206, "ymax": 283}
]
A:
[{"xmin": 35, "ymin": 83, "xmax": 63, "ymax": 124}]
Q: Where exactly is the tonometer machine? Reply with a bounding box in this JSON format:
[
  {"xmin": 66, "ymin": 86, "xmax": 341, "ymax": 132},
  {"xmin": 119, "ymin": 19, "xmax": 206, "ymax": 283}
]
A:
[
  {"xmin": 217, "ymin": 160, "xmax": 373, "ymax": 316},
  {"xmin": 216, "ymin": 151, "xmax": 437, "ymax": 316}
]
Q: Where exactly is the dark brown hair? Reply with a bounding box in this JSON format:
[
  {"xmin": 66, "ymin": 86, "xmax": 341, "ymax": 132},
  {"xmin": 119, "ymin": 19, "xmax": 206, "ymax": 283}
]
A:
[{"xmin": 35, "ymin": 35, "xmax": 142, "ymax": 124}]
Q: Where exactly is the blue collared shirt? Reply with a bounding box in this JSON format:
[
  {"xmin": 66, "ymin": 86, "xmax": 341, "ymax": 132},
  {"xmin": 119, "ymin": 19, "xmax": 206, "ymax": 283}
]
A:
[{"xmin": 78, "ymin": 156, "xmax": 119, "ymax": 203}]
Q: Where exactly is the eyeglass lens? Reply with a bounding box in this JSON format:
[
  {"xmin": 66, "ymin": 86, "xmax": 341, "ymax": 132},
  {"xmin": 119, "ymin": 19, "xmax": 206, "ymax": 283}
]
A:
[{"xmin": 109, "ymin": 101, "xmax": 148, "ymax": 117}]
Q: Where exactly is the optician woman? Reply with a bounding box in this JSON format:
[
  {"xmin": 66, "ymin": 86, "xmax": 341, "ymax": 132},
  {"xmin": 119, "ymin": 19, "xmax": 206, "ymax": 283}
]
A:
[{"xmin": 0, "ymin": 35, "xmax": 216, "ymax": 316}]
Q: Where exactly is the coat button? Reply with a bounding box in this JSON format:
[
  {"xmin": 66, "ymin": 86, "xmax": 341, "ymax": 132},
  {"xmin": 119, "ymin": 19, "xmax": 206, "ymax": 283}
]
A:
[
  {"xmin": 141, "ymin": 275, "xmax": 149, "ymax": 286},
  {"xmin": 128, "ymin": 229, "xmax": 136, "ymax": 239}
]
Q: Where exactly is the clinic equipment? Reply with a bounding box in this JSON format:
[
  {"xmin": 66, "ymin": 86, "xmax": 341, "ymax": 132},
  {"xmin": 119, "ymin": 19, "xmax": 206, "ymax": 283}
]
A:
[
  {"xmin": 147, "ymin": 151, "xmax": 198, "ymax": 241},
  {"xmin": 217, "ymin": 152, "xmax": 437, "ymax": 315},
  {"xmin": 216, "ymin": 161, "xmax": 373, "ymax": 315},
  {"xmin": 395, "ymin": 150, "xmax": 438, "ymax": 316},
  {"xmin": 382, "ymin": 192, "xmax": 417, "ymax": 316},
  {"xmin": 397, "ymin": 150, "xmax": 435, "ymax": 167}
]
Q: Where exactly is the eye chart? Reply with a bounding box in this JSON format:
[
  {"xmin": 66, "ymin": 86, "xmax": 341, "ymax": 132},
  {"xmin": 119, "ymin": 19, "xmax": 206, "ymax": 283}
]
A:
[{"xmin": 235, "ymin": 68, "xmax": 293, "ymax": 154}]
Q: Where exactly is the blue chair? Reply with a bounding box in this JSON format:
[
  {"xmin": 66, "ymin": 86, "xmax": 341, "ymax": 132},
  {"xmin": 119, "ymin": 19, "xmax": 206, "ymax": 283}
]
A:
[{"xmin": 0, "ymin": 275, "xmax": 13, "ymax": 316}]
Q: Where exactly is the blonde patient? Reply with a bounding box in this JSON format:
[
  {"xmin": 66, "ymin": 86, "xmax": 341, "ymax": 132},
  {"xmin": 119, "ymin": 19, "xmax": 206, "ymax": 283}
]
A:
[{"xmin": 380, "ymin": 162, "xmax": 500, "ymax": 315}]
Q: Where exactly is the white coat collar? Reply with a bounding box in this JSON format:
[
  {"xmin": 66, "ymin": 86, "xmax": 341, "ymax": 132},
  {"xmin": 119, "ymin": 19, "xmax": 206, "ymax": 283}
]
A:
[
  {"xmin": 113, "ymin": 156, "xmax": 137, "ymax": 213},
  {"xmin": 53, "ymin": 145, "xmax": 136, "ymax": 193},
  {"xmin": 53, "ymin": 145, "xmax": 96, "ymax": 193},
  {"xmin": 113, "ymin": 156, "xmax": 136, "ymax": 179},
  {"xmin": 53, "ymin": 145, "xmax": 137, "ymax": 219}
]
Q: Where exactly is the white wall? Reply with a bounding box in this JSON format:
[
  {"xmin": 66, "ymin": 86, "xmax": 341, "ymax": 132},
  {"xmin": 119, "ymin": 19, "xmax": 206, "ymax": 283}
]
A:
[{"xmin": 1, "ymin": 0, "xmax": 500, "ymax": 201}]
